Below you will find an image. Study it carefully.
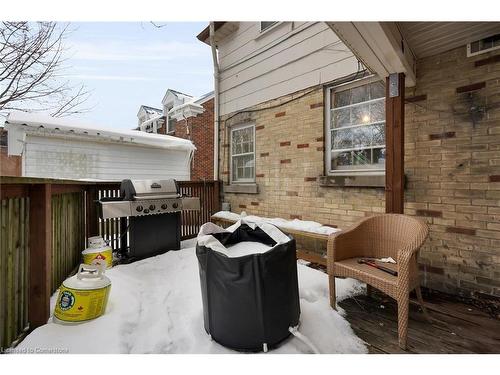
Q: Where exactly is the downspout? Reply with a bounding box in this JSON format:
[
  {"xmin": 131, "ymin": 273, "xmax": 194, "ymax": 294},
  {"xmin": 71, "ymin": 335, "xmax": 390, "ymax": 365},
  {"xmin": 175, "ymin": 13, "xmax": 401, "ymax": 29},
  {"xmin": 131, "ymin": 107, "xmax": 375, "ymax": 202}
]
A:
[{"xmin": 209, "ymin": 22, "xmax": 220, "ymax": 181}]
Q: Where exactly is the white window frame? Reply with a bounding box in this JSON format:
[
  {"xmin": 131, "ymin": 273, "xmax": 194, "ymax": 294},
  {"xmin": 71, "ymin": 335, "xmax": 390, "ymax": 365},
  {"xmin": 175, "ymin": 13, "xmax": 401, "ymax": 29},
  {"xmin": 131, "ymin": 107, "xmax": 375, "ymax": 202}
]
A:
[
  {"xmin": 230, "ymin": 123, "xmax": 256, "ymax": 184},
  {"xmin": 325, "ymin": 75, "xmax": 386, "ymax": 176},
  {"xmin": 260, "ymin": 22, "xmax": 279, "ymax": 33},
  {"xmin": 467, "ymin": 33, "xmax": 500, "ymax": 57}
]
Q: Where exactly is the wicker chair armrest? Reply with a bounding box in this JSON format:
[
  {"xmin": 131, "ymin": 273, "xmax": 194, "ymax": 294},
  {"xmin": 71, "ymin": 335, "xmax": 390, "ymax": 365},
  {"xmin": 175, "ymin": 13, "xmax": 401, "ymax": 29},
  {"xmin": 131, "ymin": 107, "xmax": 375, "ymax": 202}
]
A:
[{"xmin": 327, "ymin": 217, "xmax": 372, "ymax": 274}]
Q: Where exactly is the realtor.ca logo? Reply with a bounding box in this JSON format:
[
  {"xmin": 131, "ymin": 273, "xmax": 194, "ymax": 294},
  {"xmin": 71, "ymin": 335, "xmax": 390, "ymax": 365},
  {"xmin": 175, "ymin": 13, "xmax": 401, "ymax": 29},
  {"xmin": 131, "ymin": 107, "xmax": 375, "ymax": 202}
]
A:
[{"xmin": 59, "ymin": 290, "xmax": 75, "ymax": 311}]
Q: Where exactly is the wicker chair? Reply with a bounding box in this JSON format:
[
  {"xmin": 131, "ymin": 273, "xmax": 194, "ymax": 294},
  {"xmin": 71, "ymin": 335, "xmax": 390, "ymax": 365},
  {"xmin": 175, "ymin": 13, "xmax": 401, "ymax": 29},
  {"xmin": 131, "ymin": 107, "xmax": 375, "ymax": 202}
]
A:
[{"xmin": 327, "ymin": 214, "xmax": 430, "ymax": 349}]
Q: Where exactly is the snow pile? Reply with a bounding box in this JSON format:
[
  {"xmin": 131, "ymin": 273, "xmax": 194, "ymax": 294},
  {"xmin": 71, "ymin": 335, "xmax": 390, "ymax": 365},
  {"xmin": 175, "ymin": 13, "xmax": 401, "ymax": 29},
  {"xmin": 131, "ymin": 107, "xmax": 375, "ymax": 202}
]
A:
[
  {"xmin": 212, "ymin": 211, "xmax": 341, "ymax": 236},
  {"xmin": 16, "ymin": 239, "xmax": 366, "ymax": 354},
  {"xmin": 225, "ymin": 241, "xmax": 272, "ymax": 257}
]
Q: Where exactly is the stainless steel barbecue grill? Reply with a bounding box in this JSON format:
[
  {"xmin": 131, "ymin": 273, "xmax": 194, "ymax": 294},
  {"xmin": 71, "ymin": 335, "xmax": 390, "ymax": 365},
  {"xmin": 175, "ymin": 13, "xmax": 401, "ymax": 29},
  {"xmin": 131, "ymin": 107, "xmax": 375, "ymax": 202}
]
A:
[{"xmin": 98, "ymin": 179, "xmax": 200, "ymax": 262}]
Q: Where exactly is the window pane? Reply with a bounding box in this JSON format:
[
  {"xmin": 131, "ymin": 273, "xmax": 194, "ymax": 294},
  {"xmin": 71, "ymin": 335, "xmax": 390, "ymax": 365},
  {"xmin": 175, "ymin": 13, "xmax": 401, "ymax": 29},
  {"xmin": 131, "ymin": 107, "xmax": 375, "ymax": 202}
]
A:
[
  {"xmin": 232, "ymin": 126, "xmax": 254, "ymax": 155},
  {"xmin": 370, "ymin": 82, "xmax": 385, "ymax": 99},
  {"xmin": 232, "ymin": 154, "xmax": 254, "ymax": 182},
  {"xmin": 352, "ymin": 127, "xmax": 372, "ymax": 148},
  {"xmin": 353, "ymin": 149, "xmax": 371, "ymax": 166},
  {"xmin": 333, "ymin": 89, "xmax": 351, "ymax": 108},
  {"xmin": 332, "ymin": 108, "xmax": 350, "ymax": 128},
  {"xmin": 351, "ymin": 103, "xmax": 371, "ymax": 126},
  {"xmin": 332, "ymin": 128, "xmax": 353, "ymax": 149},
  {"xmin": 332, "ymin": 151, "xmax": 352, "ymax": 168},
  {"xmin": 373, "ymin": 147, "xmax": 386, "ymax": 166},
  {"xmin": 261, "ymin": 22, "xmax": 277, "ymax": 31},
  {"xmin": 370, "ymin": 99, "xmax": 385, "ymax": 123},
  {"xmin": 351, "ymin": 85, "xmax": 369, "ymax": 104},
  {"xmin": 372, "ymin": 124, "xmax": 385, "ymax": 146}
]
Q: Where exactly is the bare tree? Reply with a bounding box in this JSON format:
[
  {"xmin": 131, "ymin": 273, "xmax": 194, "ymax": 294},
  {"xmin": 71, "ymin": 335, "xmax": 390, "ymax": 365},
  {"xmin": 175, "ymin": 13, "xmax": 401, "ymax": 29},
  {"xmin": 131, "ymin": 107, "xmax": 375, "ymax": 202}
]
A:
[{"xmin": 0, "ymin": 22, "xmax": 91, "ymax": 117}]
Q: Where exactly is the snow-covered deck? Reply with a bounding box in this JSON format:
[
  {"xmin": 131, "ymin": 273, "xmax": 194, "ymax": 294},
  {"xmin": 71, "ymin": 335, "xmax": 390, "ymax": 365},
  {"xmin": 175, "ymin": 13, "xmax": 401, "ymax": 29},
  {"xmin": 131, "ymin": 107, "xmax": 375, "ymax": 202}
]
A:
[{"xmin": 17, "ymin": 239, "xmax": 367, "ymax": 354}]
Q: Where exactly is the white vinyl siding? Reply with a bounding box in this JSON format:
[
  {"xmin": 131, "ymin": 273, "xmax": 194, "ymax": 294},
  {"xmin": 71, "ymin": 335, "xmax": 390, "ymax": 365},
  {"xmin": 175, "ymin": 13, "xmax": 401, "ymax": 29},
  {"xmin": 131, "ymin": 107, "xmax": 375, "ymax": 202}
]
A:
[
  {"xmin": 23, "ymin": 135, "xmax": 191, "ymax": 181},
  {"xmin": 326, "ymin": 78, "xmax": 386, "ymax": 174},
  {"xmin": 217, "ymin": 22, "xmax": 358, "ymax": 116},
  {"xmin": 230, "ymin": 124, "xmax": 255, "ymax": 183}
]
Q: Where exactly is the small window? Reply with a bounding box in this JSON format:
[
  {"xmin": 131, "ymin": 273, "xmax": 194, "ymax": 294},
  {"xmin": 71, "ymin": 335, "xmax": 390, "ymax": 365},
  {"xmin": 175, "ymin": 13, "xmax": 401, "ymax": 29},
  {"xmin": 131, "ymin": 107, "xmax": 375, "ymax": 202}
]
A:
[
  {"xmin": 467, "ymin": 33, "xmax": 500, "ymax": 57},
  {"xmin": 167, "ymin": 116, "xmax": 176, "ymax": 133},
  {"xmin": 260, "ymin": 22, "xmax": 278, "ymax": 32},
  {"xmin": 326, "ymin": 78, "xmax": 386, "ymax": 174},
  {"xmin": 231, "ymin": 123, "xmax": 255, "ymax": 183}
]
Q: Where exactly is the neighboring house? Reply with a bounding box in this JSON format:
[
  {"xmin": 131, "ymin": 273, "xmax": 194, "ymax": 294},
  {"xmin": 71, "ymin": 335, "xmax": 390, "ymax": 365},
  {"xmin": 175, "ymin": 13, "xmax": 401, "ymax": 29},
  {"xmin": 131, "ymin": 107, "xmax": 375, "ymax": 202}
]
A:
[
  {"xmin": 136, "ymin": 89, "xmax": 215, "ymax": 181},
  {"xmin": 198, "ymin": 22, "xmax": 500, "ymax": 298},
  {"xmin": 137, "ymin": 105, "xmax": 163, "ymax": 133},
  {"xmin": 4, "ymin": 111, "xmax": 195, "ymax": 181},
  {"xmin": 0, "ymin": 127, "xmax": 22, "ymax": 176}
]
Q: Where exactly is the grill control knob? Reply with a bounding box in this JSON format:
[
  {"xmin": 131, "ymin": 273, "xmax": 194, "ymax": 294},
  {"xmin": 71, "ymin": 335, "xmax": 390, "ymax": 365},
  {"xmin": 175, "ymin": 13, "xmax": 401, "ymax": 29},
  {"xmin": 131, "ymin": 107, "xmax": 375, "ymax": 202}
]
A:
[
  {"xmin": 172, "ymin": 202, "xmax": 179, "ymax": 209},
  {"xmin": 149, "ymin": 204, "xmax": 156, "ymax": 211},
  {"xmin": 161, "ymin": 204, "xmax": 168, "ymax": 210},
  {"xmin": 136, "ymin": 205, "xmax": 143, "ymax": 212},
  {"xmin": 143, "ymin": 209, "xmax": 150, "ymax": 214}
]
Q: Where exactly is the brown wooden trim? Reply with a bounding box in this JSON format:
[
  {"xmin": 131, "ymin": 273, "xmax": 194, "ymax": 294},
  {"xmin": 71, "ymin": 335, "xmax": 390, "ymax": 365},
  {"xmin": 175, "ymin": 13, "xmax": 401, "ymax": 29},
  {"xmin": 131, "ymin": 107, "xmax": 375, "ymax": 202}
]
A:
[
  {"xmin": 275, "ymin": 111, "xmax": 286, "ymax": 118},
  {"xmin": 456, "ymin": 82, "xmax": 486, "ymax": 93},
  {"xmin": 255, "ymin": 125, "xmax": 265, "ymax": 131},
  {"xmin": 297, "ymin": 143, "xmax": 309, "ymax": 148},
  {"xmin": 310, "ymin": 102, "xmax": 323, "ymax": 109},
  {"xmin": 385, "ymin": 73, "xmax": 405, "ymax": 214},
  {"xmin": 280, "ymin": 159, "xmax": 291, "ymax": 164},
  {"xmin": 280, "ymin": 141, "xmax": 291, "ymax": 146},
  {"xmin": 474, "ymin": 54, "xmax": 500, "ymax": 67},
  {"xmin": 296, "ymin": 249, "xmax": 326, "ymax": 266},
  {"xmin": 446, "ymin": 227, "xmax": 476, "ymax": 236},
  {"xmin": 405, "ymin": 94, "xmax": 427, "ymax": 103},
  {"xmin": 28, "ymin": 184, "xmax": 52, "ymax": 330},
  {"xmin": 86, "ymin": 186, "xmax": 99, "ymax": 239},
  {"xmin": 489, "ymin": 175, "xmax": 500, "ymax": 182},
  {"xmin": 260, "ymin": 152, "xmax": 269, "ymax": 157},
  {"xmin": 51, "ymin": 184, "xmax": 85, "ymax": 195},
  {"xmin": 416, "ymin": 209, "xmax": 442, "ymax": 218},
  {"xmin": 429, "ymin": 132, "xmax": 456, "ymax": 140},
  {"xmin": 0, "ymin": 184, "xmax": 29, "ymax": 200}
]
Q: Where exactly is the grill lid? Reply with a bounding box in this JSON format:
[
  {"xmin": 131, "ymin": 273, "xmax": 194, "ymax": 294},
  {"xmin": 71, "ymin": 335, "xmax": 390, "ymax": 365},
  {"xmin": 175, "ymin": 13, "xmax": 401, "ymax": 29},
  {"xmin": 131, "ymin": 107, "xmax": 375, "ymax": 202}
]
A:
[{"xmin": 120, "ymin": 179, "xmax": 180, "ymax": 200}]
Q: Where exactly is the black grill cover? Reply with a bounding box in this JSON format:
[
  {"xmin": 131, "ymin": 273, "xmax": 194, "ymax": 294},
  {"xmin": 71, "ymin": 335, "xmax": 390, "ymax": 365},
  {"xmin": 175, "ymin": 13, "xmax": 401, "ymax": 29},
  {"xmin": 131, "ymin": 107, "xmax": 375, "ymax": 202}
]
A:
[{"xmin": 196, "ymin": 223, "xmax": 300, "ymax": 352}]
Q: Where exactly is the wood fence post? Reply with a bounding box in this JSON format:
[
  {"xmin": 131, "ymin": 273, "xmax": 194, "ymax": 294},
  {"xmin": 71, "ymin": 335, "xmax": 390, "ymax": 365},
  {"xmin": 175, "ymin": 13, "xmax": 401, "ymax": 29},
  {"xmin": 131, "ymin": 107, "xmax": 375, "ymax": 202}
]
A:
[
  {"xmin": 28, "ymin": 183, "xmax": 52, "ymax": 330},
  {"xmin": 385, "ymin": 73, "xmax": 405, "ymax": 214},
  {"xmin": 86, "ymin": 186, "xmax": 99, "ymax": 240}
]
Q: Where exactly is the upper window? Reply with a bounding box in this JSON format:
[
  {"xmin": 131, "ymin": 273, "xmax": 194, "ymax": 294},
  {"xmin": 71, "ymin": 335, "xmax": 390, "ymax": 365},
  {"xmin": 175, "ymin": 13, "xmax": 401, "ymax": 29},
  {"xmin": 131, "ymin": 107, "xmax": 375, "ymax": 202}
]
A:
[
  {"xmin": 260, "ymin": 22, "xmax": 278, "ymax": 32},
  {"xmin": 467, "ymin": 33, "xmax": 500, "ymax": 57},
  {"xmin": 326, "ymin": 78, "xmax": 386, "ymax": 174},
  {"xmin": 231, "ymin": 123, "xmax": 255, "ymax": 183}
]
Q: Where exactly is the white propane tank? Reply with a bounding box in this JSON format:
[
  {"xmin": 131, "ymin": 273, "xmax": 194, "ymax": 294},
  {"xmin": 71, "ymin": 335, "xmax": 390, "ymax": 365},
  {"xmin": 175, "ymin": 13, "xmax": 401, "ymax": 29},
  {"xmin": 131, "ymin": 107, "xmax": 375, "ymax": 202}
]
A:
[
  {"xmin": 53, "ymin": 263, "xmax": 111, "ymax": 324},
  {"xmin": 82, "ymin": 236, "xmax": 113, "ymax": 269}
]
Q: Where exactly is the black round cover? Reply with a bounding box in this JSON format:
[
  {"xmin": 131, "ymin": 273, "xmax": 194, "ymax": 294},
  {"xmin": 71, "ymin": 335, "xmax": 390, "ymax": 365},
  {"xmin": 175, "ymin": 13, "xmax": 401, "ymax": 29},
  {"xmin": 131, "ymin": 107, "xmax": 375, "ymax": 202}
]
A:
[{"xmin": 196, "ymin": 223, "xmax": 300, "ymax": 352}]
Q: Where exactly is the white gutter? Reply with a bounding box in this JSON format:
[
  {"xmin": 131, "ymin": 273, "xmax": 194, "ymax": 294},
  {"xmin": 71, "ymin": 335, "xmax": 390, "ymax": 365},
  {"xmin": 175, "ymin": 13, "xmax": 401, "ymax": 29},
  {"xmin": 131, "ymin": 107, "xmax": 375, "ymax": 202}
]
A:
[{"xmin": 209, "ymin": 22, "xmax": 220, "ymax": 181}]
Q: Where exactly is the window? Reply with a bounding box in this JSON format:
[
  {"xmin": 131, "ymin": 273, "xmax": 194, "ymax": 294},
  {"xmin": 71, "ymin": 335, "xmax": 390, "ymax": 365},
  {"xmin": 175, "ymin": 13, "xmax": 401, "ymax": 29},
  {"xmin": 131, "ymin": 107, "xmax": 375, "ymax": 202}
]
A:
[
  {"xmin": 166, "ymin": 105, "xmax": 175, "ymax": 133},
  {"xmin": 260, "ymin": 22, "xmax": 278, "ymax": 32},
  {"xmin": 326, "ymin": 78, "xmax": 385, "ymax": 174},
  {"xmin": 231, "ymin": 123, "xmax": 255, "ymax": 183},
  {"xmin": 467, "ymin": 33, "xmax": 500, "ymax": 57}
]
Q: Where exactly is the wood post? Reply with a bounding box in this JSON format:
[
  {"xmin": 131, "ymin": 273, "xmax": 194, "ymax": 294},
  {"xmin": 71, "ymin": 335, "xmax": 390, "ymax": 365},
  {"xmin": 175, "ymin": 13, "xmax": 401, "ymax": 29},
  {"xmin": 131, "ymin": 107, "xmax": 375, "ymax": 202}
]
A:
[
  {"xmin": 85, "ymin": 186, "xmax": 99, "ymax": 240},
  {"xmin": 385, "ymin": 73, "xmax": 405, "ymax": 214},
  {"xmin": 28, "ymin": 184, "xmax": 52, "ymax": 330}
]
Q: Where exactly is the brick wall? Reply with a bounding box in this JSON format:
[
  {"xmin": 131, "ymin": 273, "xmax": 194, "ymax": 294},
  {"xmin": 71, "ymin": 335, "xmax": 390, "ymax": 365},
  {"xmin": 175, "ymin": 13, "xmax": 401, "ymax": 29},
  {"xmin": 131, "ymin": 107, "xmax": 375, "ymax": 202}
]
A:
[
  {"xmin": 404, "ymin": 46, "xmax": 500, "ymax": 298},
  {"xmin": 168, "ymin": 98, "xmax": 214, "ymax": 181},
  {"xmin": 219, "ymin": 46, "xmax": 500, "ymax": 298}
]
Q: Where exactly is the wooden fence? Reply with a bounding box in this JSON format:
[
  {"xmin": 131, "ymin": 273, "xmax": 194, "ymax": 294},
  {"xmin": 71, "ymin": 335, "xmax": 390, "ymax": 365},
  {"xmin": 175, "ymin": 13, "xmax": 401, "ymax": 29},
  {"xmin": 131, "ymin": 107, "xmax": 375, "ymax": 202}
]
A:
[{"xmin": 0, "ymin": 177, "xmax": 220, "ymax": 350}]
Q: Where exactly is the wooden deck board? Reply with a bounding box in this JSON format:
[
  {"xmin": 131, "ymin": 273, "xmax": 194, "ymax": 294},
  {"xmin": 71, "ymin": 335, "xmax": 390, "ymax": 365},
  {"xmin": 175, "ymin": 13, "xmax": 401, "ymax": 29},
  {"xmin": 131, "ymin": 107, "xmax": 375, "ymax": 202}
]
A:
[{"xmin": 338, "ymin": 291, "xmax": 500, "ymax": 354}]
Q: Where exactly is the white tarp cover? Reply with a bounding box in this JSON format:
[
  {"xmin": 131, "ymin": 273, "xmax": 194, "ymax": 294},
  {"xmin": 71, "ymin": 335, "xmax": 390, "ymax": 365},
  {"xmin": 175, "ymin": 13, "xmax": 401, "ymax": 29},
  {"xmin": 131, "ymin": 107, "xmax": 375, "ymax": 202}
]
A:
[{"xmin": 197, "ymin": 219, "xmax": 291, "ymax": 258}]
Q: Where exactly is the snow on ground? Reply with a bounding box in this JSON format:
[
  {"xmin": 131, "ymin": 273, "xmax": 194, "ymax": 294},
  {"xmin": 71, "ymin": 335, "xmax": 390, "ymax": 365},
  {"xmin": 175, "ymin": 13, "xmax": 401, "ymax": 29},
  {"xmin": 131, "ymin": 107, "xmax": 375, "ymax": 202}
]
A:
[
  {"xmin": 212, "ymin": 211, "xmax": 341, "ymax": 236},
  {"xmin": 16, "ymin": 239, "xmax": 367, "ymax": 354}
]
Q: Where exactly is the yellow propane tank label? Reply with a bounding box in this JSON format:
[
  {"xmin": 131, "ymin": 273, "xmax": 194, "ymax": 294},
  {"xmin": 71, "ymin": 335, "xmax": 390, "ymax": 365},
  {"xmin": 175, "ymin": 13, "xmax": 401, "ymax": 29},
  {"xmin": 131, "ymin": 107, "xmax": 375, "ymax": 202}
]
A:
[
  {"xmin": 54, "ymin": 285, "xmax": 111, "ymax": 323},
  {"xmin": 82, "ymin": 249, "xmax": 112, "ymax": 268}
]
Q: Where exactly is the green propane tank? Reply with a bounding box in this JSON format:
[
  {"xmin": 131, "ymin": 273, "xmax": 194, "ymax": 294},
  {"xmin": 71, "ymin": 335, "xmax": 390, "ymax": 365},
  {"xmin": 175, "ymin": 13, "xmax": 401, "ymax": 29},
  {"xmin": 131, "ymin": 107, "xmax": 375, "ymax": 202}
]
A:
[{"xmin": 53, "ymin": 263, "xmax": 111, "ymax": 324}]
